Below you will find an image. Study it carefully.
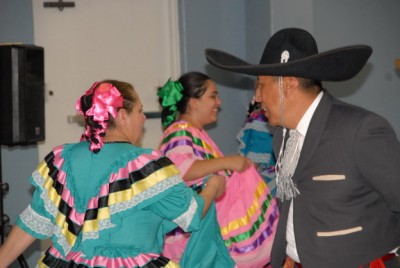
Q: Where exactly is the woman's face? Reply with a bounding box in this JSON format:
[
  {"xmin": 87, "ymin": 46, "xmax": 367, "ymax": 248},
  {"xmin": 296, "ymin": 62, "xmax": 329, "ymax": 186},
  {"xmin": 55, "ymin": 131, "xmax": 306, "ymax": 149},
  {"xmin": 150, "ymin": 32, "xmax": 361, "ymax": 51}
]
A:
[
  {"xmin": 125, "ymin": 91, "xmax": 146, "ymax": 145},
  {"xmin": 191, "ymin": 80, "xmax": 221, "ymax": 127}
]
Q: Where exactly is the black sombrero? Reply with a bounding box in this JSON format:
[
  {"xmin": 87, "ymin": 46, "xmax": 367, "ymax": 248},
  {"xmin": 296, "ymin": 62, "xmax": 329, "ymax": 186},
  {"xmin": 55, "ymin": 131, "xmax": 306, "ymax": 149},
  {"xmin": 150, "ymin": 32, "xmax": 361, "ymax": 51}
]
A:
[{"xmin": 205, "ymin": 28, "xmax": 372, "ymax": 81}]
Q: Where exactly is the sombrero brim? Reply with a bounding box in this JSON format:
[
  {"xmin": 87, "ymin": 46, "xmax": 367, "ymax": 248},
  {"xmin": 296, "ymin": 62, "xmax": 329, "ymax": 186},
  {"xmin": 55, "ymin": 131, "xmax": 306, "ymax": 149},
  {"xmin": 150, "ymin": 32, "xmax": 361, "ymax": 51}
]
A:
[{"xmin": 205, "ymin": 45, "xmax": 372, "ymax": 81}]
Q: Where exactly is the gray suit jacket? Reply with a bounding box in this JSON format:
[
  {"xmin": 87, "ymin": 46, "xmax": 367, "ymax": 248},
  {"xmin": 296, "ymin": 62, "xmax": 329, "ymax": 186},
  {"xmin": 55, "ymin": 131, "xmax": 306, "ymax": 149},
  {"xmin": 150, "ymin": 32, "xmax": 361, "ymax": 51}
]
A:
[{"xmin": 270, "ymin": 91, "xmax": 400, "ymax": 268}]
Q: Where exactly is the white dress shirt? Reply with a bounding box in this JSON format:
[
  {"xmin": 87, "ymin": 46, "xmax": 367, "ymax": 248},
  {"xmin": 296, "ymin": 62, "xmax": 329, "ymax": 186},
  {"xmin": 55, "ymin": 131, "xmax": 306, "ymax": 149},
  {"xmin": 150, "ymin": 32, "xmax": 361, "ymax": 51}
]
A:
[{"xmin": 286, "ymin": 91, "xmax": 324, "ymax": 262}]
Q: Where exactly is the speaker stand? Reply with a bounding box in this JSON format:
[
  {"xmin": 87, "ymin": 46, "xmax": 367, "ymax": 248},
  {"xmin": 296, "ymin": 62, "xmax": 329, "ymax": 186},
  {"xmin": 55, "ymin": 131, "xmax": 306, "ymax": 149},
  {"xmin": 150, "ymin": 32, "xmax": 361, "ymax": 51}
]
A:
[{"xmin": 0, "ymin": 149, "xmax": 29, "ymax": 268}]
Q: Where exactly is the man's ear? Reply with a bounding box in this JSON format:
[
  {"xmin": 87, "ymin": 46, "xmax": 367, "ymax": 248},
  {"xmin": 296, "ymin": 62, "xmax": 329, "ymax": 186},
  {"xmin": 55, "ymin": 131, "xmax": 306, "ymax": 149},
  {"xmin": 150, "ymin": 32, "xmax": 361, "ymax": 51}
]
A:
[{"xmin": 284, "ymin": 76, "xmax": 299, "ymax": 98}]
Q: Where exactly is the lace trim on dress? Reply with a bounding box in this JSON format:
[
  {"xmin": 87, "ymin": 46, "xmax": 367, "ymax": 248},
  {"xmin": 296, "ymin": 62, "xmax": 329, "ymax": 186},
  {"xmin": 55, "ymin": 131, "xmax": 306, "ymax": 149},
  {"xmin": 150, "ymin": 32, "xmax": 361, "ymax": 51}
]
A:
[
  {"xmin": 81, "ymin": 219, "xmax": 116, "ymax": 241},
  {"xmin": 172, "ymin": 196, "xmax": 198, "ymax": 232},
  {"xmin": 32, "ymin": 170, "xmax": 59, "ymax": 218},
  {"xmin": 110, "ymin": 174, "xmax": 182, "ymax": 214},
  {"xmin": 31, "ymin": 153, "xmax": 183, "ymax": 254},
  {"xmin": 19, "ymin": 205, "xmax": 73, "ymax": 256},
  {"xmin": 32, "ymin": 170, "xmax": 74, "ymax": 254},
  {"xmin": 81, "ymin": 175, "xmax": 182, "ymax": 241},
  {"xmin": 19, "ymin": 205, "xmax": 54, "ymax": 237}
]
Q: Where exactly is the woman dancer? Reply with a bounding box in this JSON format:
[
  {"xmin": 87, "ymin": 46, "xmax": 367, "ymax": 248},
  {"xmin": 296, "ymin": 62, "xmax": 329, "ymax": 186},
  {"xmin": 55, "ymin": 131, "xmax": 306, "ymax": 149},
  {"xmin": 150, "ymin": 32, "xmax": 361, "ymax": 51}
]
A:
[
  {"xmin": 158, "ymin": 72, "xmax": 279, "ymax": 268},
  {"xmin": 0, "ymin": 79, "xmax": 233, "ymax": 268}
]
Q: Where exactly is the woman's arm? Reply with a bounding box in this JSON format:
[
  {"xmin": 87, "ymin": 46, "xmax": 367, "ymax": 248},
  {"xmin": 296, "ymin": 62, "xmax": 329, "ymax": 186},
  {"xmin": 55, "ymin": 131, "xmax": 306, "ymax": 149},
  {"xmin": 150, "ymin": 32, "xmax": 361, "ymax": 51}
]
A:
[
  {"xmin": 184, "ymin": 155, "xmax": 253, "ymax": 181},
  {"xmin": 198, "ymin": 175, "xmax": 226, "ymax": 217},
  {"xmin": 0, "ymin": 225, "xmax": 36, "ymax": 268}
]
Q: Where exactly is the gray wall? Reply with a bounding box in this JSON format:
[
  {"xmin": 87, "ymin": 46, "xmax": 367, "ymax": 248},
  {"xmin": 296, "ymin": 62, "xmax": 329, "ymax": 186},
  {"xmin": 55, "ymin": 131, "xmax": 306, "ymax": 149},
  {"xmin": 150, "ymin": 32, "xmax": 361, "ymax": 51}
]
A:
[
  {"xmin": 195, "ymin": 0, "xmax": 400, "ymax": 150},
  {"xmin": 178, "ymin": 0, "xmax": 271, "ymax": 154},
  {"xmin": 315, "ymin": 0, "xmax": 400, "ymax": 136},
  {"xmin": 0, "ymin": 0, "xmax": 42, "ymax": 267},
  {"xmin": 270, "ymin": 0, "xmax": 400, "ymax": 137},
  {"xmin": 0, "ymin": 0, "xmax": 34, "ymax": 43}
]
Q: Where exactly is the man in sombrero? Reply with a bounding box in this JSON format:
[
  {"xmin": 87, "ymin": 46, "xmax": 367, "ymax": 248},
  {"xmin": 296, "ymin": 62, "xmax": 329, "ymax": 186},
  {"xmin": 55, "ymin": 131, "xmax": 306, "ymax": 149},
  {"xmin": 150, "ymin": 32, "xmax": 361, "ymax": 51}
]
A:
[{"xmin": 205, "ymin": 28, "xmax": 400, "ymax": 268}]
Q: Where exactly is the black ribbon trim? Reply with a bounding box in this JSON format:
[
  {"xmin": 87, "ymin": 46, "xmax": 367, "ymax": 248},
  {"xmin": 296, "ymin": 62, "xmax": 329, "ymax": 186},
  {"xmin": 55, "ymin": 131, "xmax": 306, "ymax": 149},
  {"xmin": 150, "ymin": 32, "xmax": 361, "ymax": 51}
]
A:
[{"xmin": 42, "ymin": 249, "xmax": 172, "ymax": 268}]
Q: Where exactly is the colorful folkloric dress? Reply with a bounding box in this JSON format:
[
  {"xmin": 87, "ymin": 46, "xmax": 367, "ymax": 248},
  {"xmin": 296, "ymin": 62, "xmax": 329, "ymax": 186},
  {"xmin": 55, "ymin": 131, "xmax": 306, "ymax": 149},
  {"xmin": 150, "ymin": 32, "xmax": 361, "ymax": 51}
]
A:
[
  {"xmin": 160, "ymin": 120, "xmax": 279, "ymax": 268},
  {"xmin": 237, "ymin": 109, "xmax": 277, "ymax": 197},
  {"xmin": 16, "ymin": 141, "xmax": 234, "ymax": 268}
]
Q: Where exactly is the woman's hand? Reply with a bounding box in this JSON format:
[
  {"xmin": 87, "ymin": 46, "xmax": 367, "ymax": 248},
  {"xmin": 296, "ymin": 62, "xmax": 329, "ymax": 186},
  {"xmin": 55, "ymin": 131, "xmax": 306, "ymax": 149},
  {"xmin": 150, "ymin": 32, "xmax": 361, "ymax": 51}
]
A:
[{"xmin": 224, "ymin": 155, "xmax": 253, "ymax": 173}]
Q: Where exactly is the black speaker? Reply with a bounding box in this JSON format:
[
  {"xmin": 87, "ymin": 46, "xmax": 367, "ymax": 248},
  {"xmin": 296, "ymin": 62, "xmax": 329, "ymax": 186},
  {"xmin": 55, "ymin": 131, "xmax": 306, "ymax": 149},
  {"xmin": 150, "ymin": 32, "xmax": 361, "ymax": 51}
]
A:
[{"xmin": 0, "ymin": 44, "xmax": 45, "ymax": 146}]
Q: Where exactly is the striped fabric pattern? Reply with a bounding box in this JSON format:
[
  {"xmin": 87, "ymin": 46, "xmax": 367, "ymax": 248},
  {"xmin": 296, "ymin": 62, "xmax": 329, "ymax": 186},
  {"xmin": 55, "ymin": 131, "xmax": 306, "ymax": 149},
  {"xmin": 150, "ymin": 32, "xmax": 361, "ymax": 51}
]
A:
[
  {"xmin": 160, "ymin": 121, "xmax": 278, "ymax": 268},
  {"xmin": 18, "ymin": 143, "xmax": 183, "ymax": 268}
]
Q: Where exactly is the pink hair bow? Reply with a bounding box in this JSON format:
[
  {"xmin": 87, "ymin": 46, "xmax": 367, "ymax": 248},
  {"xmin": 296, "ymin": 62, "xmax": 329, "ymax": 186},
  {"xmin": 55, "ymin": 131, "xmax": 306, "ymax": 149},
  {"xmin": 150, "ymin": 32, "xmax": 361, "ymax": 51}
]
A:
[{"xmin": 85, "ymin": 83, "xmax": 123, "ymax": 120}]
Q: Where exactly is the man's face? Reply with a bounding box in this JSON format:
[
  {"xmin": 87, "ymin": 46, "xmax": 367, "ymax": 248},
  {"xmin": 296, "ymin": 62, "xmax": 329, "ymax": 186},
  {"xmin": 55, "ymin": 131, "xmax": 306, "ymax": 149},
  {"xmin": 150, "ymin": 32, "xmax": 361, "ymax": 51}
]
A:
[{"xmin": 255, "ymin": 75, "xmax": 282, "ymax": 127}]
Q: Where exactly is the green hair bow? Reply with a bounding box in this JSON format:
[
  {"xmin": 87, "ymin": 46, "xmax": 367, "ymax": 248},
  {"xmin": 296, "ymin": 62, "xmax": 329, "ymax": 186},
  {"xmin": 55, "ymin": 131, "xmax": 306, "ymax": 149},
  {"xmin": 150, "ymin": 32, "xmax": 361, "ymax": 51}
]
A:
[{"xmin": 158, "ymin": 78, "xmax": 184, "ymax": 127}]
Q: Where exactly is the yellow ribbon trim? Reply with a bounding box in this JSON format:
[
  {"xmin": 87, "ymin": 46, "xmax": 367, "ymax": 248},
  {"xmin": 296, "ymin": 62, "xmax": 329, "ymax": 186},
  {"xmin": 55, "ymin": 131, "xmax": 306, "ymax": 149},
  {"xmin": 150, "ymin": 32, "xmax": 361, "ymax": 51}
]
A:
[
  {"xmin": 82, "ymin": 207, "xmax": 111, "ymax": 232},
  {"xmin": 82, "ymin": 164, "xmax": 180, "ymax": 233},
  {"xmin": 37, "ymin": 161, "xmax": 78, "ymax": 246},
  {"xmin": 108, "ymin": 164, "xmax": 180, "ymax": 205},
  {"xmin": 164, "ymin": 260, "xmax": 181, "ymax": 268},
  {"xmin": 36, "ymin": 160, "xmax": 181, "ymax": 245},
  {"xmin": 170, "ymin": 121, "xmax": 223, "ymax": 158},
  {"xmin": 219, "ymin": 180, "xmax": 267, "ymax": 236}
]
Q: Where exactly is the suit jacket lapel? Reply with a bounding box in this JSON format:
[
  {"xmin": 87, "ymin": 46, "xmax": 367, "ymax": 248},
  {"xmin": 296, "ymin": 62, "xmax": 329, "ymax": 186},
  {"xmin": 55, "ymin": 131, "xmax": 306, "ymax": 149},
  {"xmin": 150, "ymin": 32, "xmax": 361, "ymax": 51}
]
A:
[{"xmin": 294, "ymin": 91, "xmax": 334, "ymax": 179}]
